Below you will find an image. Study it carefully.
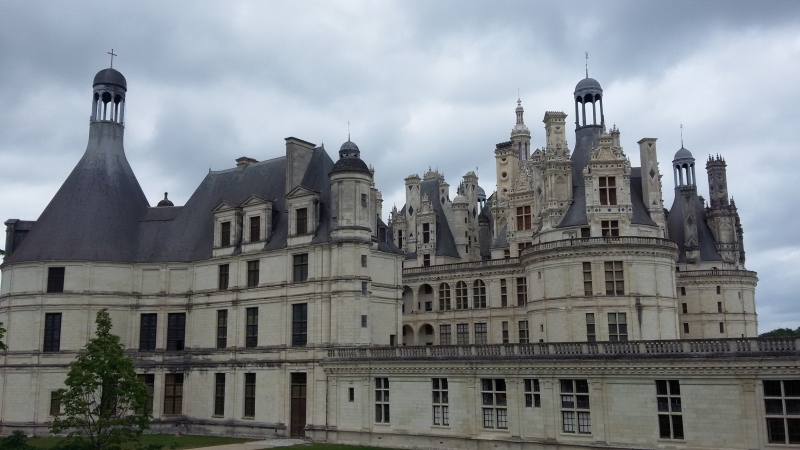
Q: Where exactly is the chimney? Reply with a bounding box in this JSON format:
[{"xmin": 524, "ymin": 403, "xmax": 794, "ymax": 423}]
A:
[
  {"xmin": 285, "ymin": 137, "xmax": 316, "ymax": 194},
  {"xmin": 236, "ymin": 156, "xmax": 258, "ymax": 171}
]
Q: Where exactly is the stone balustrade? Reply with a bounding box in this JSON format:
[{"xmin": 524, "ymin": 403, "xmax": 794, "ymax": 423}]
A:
[
  {"xmin": 520, "ymin": 236, "xmax": 679, "ymax": 258},
  {"xmin": 677, "ymin": 269, "xmax": 758, "ymax": 278},
  {"xmin": 324, "ymin": 337, "xmax": 798, "ymax": 360},
  {"xmin": 403, "ymin": 257, "xmax": 520, "ymax": 276}
]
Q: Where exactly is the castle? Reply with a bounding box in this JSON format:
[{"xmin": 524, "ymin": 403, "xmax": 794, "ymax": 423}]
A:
[{"xmin": 0, "ymin": 67, "xmax": 796, "ymax": 449}]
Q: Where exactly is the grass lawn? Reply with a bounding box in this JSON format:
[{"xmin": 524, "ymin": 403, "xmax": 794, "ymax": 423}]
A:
[
  {"xmin": 26, "ymin": 434, "xmax": 255, "ymax": 449},
  {"xmin": 286, "ymin": 444, "xmax": 398, "ymax": 450}
]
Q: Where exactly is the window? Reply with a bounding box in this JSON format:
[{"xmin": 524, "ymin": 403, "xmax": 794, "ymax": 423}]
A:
[
  {"xmin": 49, "ymin": 391, "xmax": 61, "ymax": 416},
  {"xmin": 247, "ymin": 260, "xmax": 259, "ymax": 287},
  {"xmin": 582, "ymin": 262, "xmax": 592, "ymax": 296},
  {"xmin": 457, "ymin": 323, "xmax": 469, "ymax": 345},
  {"xmin": 216, "ymin": 310, "xmax": 228, "ymax": 349},
  {"xmin": 656, "ymin": 380, "xmax": 683, "ymax": 439},
  {"xmin": 164, "ymin": 373, "xmax": 183, "ymax": 415},
  {"xmin": 360, "ymin": 193, "xmax": 368, "ymax": 207},
  {"xmin": 439, "ymin": 283, "xmax": 451, "ymax": 311},
  {"xmin": 137, "ymin": 374, "xmax": 155, "ymax": 415},
  {"xmin": 423, "ymin": 254, "xmax": 431, "ymax": 267},
  {"xmin": 525, "ymin": 379, "xmax": 541, "ymax": 407},
  {"xmin": 139, "ymin": 313, "xmax": 157, "ymax": 351},
  {"xmin": 375, "ymin": 378, "xmax": 390, "ymax": 423},
  {"xmin": 475, "ymin": 323, "xmax": 487, "ymax": 345},
  {"xmin": 214, "ymin": 373, "xmax": 225, "ymax": 416},
  {"xmin": 586, "ymin": 313, "xmax": 596, "ymax": 342},
  {"xmin": 473, "ymin": 280, "xmax": 486, "ymax": 308},
  {"xmin": 683, "ymin": 323, "xmax": 689, "ymax": 334},
  {"xmin": 361, "ymin": 315, "xmax": 368, "ymax": 328},
  {"xmin": 519, "ymin": 320, "xmax": 529, "ymax": 344},
  {"xmin": 504, "ymin": 249, "xmax": 510, "ymax": 259},
  {"xmin": 680, "ymin": 286, "xmax": 686, "ymax": 296},
  {"xmin": 601, "ymin": 220, "xmax": 619, "ymax": 237},
  {"xmin": 167, "ymin": 313, "xmax": 186, "ymax": 351},
  {"xmin": 518, "ymin": 242, "xmax": 532, "ymax": 253},
  {"xmin": 716, "ymin": 285, "xmax": 721, "ymax": 295},
  {"xmin": 246, "ymin": 307, "xmax": 258, "ymax": 348},
  {"xmin": 719, "ymin": 322, "xmax": 724, "ymax": 333},
  {"xmin": 581, "ymin": 227, "xmax": 591, "ymax": 238},
  {"xmin": 218, "ymin": 264, "xmax": 229, "ymax": 290},
  {"xmin": 292, "ymin": 304, "xmax": 307, "ymax": 347},
  {"xmin": 455, "ymin": 281, "xmax": 468, "ymax": 310},
  {"xmin": 423, "ymin": 223, "xmax": 430, "ymax": 243},
  {"xmin": 221, "ymin": 221, "xmax": 231, "ymax": 247},
  {"xmin": 718, "ymin": 302, "xmax": 722, "ymax": 313},
  {"xmin": 604, "ymin": 261, "xmax": 624, "ymax": 295},
  {"xmin": 432, "ymin": 378, "xmax": 449, "ymax": 426},
  {"xmin": 608, "ymin": 313, "xmax": 628, "ymax": 342},
  {"xmin": 348, "ymin": 388, "xmax": 355, "ymax": 402},
  {"xmin": 500, "ymin": 279, "xmax": 508, "ymax": 307},
  {"xmin": 43, "ymin": 312, "xmax": 62, "ymax": 352},
  {"xmin": 361, "ymin": 282, "xmax": 368, "ymax": 295},
  {"xmin": 361, "ymin": 255, "xmax": 367, "ymax": 267},
  {"xmin": 296, "ymin": 208, "xmax": 308, "ymax": 235},
  {"xmin": 561, "ymin": 379, "xmax": 591, "ymax": 434},
  {"xmin": 481, "ymin": 379, "xmax": 507, "ymax": 429},
  {"xmin": 244, "ymin": 373, "xmax": 256, "ymax": 418},
  {"xmin": 682, "ymin": 303, "xmax": 687, "ymax": 314},
  {"xmin": 516, "ymin": 206, "xmax": 532, "ymax": 230},
  {"xmin": 599, "ymin": 176, "xmax": 617, "ymax": 205},
  {"xmin": 397, "ymin": 230, "xmax": 404, "ymax": 248},
  {"xmin": 516, "ymin": 277, "xmax": 528, "ymax": 306},
  {"xmin": 47, "ymin": 267, "xmax": 65, "ymax": 293},
  {"xmin": 249, "ymin": 216, "xmax": 261, "ymax": 242},
  {"xmin": 764, "ymin": 380, "xmax": 800, "ymax": 444},
  {"xmin": 440, "ymin": 325, "xmax": 452, "ymax": 345},
  {"xmin": 293, "ymin": 253, "xmax": 308, "ymax": 282},
  {"xmin": 502, "ymin": 321, "xmax": 509, "ymax": 344}
]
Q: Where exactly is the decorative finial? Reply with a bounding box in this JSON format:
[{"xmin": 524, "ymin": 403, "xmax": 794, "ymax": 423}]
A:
[
  {"xmin": 107, "ymin": 49, "xmax": 117, "ymax": 68},
  {"xmin": 680, "ymin": 124, "xmax": 684, "ymax": 147},
  {"xmin": 347, "ymin": 120, "xmax": 350, "ymax": 141},
  {"xmin": 163, "ymin": 192, "xmax": 169, "ymax": 200},
  {"xmin": 585, "ymin": 52, "xmax": 589, "ymax": 78}
]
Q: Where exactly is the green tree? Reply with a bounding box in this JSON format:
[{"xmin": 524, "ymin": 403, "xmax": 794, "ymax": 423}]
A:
[
  {"xmin": 51, "ymin": 309, "xmax": 150, "ymax": 450},
  {"xmin": 760, "ymin": 327, "xmax": 800, "ymax": 338},
  {"xmin": 0, "ymin": 322, "xmax": 6, "ymax": 350}
]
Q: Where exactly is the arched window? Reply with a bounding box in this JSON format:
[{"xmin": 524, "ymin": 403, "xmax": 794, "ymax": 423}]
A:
[
  {"xmin": 455, "ymin": 281, "xmax": 468, "ymax": 310},
  {"xmin": 473, "ymin": 280, "xmax": 487, "ymax": 308},
  {"xmin": 438, "ymin": 283, "xmax": 451, "ymax": 311}
]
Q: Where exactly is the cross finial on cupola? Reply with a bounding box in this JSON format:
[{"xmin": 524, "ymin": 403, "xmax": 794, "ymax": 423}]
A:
[{"xmin": 107, "ymin": 49, "xmax": 117, "ymax": 68}]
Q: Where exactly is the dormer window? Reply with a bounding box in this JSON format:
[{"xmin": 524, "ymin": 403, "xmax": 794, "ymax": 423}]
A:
[
  {"xmin": 397, "ymin": 230, "xmax": 404, "ymax": 248},
  {"xmin": 599, "ymin": 177, "xmax": 617, "ymax": 205},
  {"xmin": 212, "ymin": 202, "xmax": 243, "ymax": 255},
  {"xmin": 221, "ymin": 222, "xmax": 231, "ymax": 247},
  {"xmin": 296, "ymin": 208, "xmax": 308, "ymax": 235},
  {"xmin": 249, "ymin": 217, "xmax": 260, "ymax": 243},
  {"xmin": 286, "ymin": 186, "xmax": 320, "ymax": 241},
  {"xmin": 240, "ymin": 195, "xmax": 272, "ymax": 246},
  {"xmin": 423, "ymin": 223, "xmax": 430, "ymax": 243}
]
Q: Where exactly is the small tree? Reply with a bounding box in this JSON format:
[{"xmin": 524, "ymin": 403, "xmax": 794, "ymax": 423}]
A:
[{"xmin": 51, "ymin": 309, "xmax": 150, "ymax": 450}]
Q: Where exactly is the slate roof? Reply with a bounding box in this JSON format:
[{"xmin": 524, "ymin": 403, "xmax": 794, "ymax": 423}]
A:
[
  {"xmin": 667, "ymin": 188, "xmax": 722, "ymax": 263},
  {"xmin": 491, "ymin": 224, "xmax": 509, "ymax": 249},
  {"xmin": 419, "ymin": 177, "xmax": 460, "ymax": 258}
]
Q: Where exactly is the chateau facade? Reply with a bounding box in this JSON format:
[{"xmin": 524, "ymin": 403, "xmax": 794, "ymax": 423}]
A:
[{"xmin": 0, "ymin": 67, "xmax": 795, "ymax": 450}]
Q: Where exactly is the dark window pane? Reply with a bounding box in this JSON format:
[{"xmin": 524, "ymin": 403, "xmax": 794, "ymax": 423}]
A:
[
  {"xmin": 657, "ymin": 397, "xmax": 669, "ymax": 412},
  {"xmin": 296, "ymin": 208, "xmax": 308, "ymax": 235},
  {"xmin": 576, "ymin": 380, "xmax": 589, "ymax": 393},
  {"xmin": 43, "ymin": 313, "xmax": 62, "ymax": 352},
  {"xmin": 292, "ymin": 303, "xmax": 308, "ymax": 347},
  {"xmin": 766, "ymin": 399, "xmax": 784, "ymax": 415},
  {"xmin": 656, "ymin": 380, "xmax": 668, "ymax": 396},
  {"xmin": 670, "ymin": 397, "xmax": 681, "ymax": 413},
  {"xmin": 482, "ymin": 393, "xmax": 493, "ymax": 405},
  {"xmin": 658, "ymin": 415, "xmax": 671, "ymax": 438},
  {"xmin": 785, "ymin": 381, "xmax": 800, "ymax": 397},
  {"xmin": 671, "ymin": 415, "xmax": 684, "ymax": 439},
  {"xmin": 166, "ymin": 313, "xmax": 185, "ymax": 351},
  {"xmin": 788, "ymin": 418, "xmax": 800, "ymax": 443},
  {"xmin": 576, "ymin": 395, "xmax": 590, "ymax": 409},
  {"xmin": 561, "ymin": 380, "xmax": 573, "ymax": 393},
  {"xmin": 767, "ymin": 418, "xmax": 786, "ymax": 443},
  {"xmin": 668, "ymin": 380, "xmax": 681, "ymax": 396},
  {"xmin": 787, "ymin": 399, "xmax": 800, "ymax": 415},
  {"xmin": 47, "ymin": 267, "xmax": 65, "ymax": 293},
  {"xmin": 764, "ymin": 380, "xmax": 783, "ymax": 397}
]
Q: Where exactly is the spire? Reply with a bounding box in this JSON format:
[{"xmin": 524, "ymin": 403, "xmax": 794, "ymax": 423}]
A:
[
  {"xmin": 680, "ymin": 123, "xmax": 684, "ymax": 148},
  {"xmin": 585, "ymin": 52, "xmax": 589, "ymax": 78}
]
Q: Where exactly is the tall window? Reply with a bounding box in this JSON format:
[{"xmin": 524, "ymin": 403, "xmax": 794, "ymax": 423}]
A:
[
  {"xmin": 601, "ymin": 220, "xmax": 619, "ymax": 237},
  {"xmin": 218, "ymin": 264, "xmax": 229, "ymax": 290},
  {"xmin": 473, "ymin": 280, "xmax": 486, "ymax": 308},
  {"xmin": 375, "ymin": 378, "xmax": 390, "ymax": 424},
  {"xmin": 682, "ymin": 303, "xmax": 688, "ymax": 314},
  {"xmin": 221, "ymin": 221, "xmax": 231, "ymax": 247},
  {"xmin": 139, "ymin": 313, "xmax": 157, "ymax": 351},
  {"xmin": 608, "ymin": 313, "xmax": 628, "ymax": 341},
  {"xmin": 683, "ymin": 323, "xmax": 690, "ymax": 334},
  {"xmin": 167, "ymin": 313, "xmax": 186, "ymax": 351},
  {"xmin": 292, "ymin": 303, "xmax": 308, "ymax": 347},
  {"xmin": 455, "ymin": 281, "xmax": 468, "ymax": 310},
  {"xmin": 47, "ymin": 267, "xmax": 65, "ymax": 293},
  {"xmin": 432, "ymin": 378, "xmax": 449, "ymax": 426},
  {"xmin": 245, "ymin": 307, "xmax": 258, "ymax": 348},
  {"xmin": 561, "ymin": 379, "xmax": 590, "ymax": 434},
  {"xmin": 361, "ymin": 255, "xmax": 367, "ymax": 267},
  {"xmin": 439, "ymin": 283, "xmax": 451, "ymax": 311},
  {"xmin": 249, "ymin": 216, "xmax": 261, "ymax": 242},
  {"xmin": 214, "ymin": 373, "xmax": 225, "ymax": 417},
  {"xmin": 423, "ymin": 223, "xmax": 430, "ymax": 243},
  {"xmin": 516, "ymin": 277, "xmax": 528, "ymax": 306},
  {"xmin": 137, "ymin": 374, "xmax": 155, "ymax": 415},
  {"xmin": 516, "ymin": 206, "xmax": 532, "ymax": 230},
  {"xmin": 525, "ymin": 379, "xmax": 541, "ymax": 407},
  {"xmin": 247, "ymin": 260, "xmax": 259, "ymax": 287},
  {"xmin": 500, "ymin": 279, "xmax": 508, "ymax": 307},
  {"xmin": 475, "ymin": 323, "xmax": 487, "ymax": 345},
  {"xmin": 164, "ymin": 374, "xmax": 183, "ymax": 415},
  {"xmin": 296, "ymin": 208, "xmax": 308, "ymax": 235},
  {"xmin": 216, "ymin": 310, "xmax": 228, "ymax": 349},
  {"xmin": 502, "ymin": 321, "xmax": 509, "ymax": 344},
  {"xmin": 457, "ymin": 323, "xmax": 469, "ymax": 345},
  {"xmin": 764, "ymin": 380, "xmax": 800, "ymax": 444},
  {"xmin": 49, "ymin": 391, "xmax": 61, "ymax": 416},
  {"xmin": 586, "ymin": 313, "xmax": 596, "ymax": 342},
  {"xmin": 599, "ymin": 176, "xmax": 617, "ymax": 205},
  {"xmin": 361, "ymin": 193, "xmax": 368, "ymax": 207},
  {"xmin": 440, "ymin": 325, "xmax": 451, "ymax": 345},
  {"xmin": 656, "ymin": 380, "xmax": 683, "ymax": 440},
  {"xmin": 397, "ymin": 230, "xmax": 404, "ymax": 248},
  {"xmin": 604, "ymin": 261, "xmax": 624, "ymax": 295},
  {"xmin": 244, "ymin": 373, "xmax": 256, "ymax": 418},
  {"xmin": 293, "ymin": 254, "xmax": 308, "ymax": 282},
  {"xmin": 481, "ymin": 379, "xmax": 507, "ymax": 429},
  {"xmin": 582, "ymin": 262, "xmax": 592, "ymax": 296},
  {"xmin": 43, "ymin": 312, "xmax": 62, "ymax": 352},
  {"xmin": 518, "ymin": 320, "xmax": 529, "ymax": 343}
]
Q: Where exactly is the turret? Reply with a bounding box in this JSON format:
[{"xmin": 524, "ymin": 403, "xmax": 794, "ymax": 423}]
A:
[
  {"xmin": 672, "ymin": 146, "xmax": 700, "ymax": 263},
  {"xmin": 706, "ymin": 155, "xmax": 729, "ymax": 209},
  {"xmin": 329, "ymin": 140, "xmax": 373, "ymax": 241},
  {"xmin": 511, "ymin": 99, "xmax": 531, "ymax": 160},
  {"xmin": 574, "ymin": 77, "xmax": 604, "ymax": 130}
]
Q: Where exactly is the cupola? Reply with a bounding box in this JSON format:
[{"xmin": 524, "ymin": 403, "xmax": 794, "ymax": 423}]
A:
[
  {"xmin": 91, "ymin": 67, "xmax": 127, "ymax": 125},
  {"xmin": 574, "ymin": 77, "xmax": 604, "ymax": 130},
  {"xmin": 330, "ymin": 140, "xmax": 371, "ymax": 175}
]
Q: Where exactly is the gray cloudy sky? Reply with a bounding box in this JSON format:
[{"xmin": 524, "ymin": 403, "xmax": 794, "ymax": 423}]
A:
[{"xmin": 2, "ymin": 0, "xmax": 799, "ymax": 332}]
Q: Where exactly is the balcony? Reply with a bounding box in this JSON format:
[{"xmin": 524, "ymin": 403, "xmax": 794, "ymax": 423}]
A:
[{"xmin": 520, "ymin": 236, "xmax": 678, "ymax": 258}]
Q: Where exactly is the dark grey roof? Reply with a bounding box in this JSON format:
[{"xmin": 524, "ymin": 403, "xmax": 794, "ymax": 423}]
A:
[
  {"xmin": 558, "ymin": 126, "xmax": 599, "ymax": 227},
  {"xmin": 574, "ymin": 77, "xmax": 602, "ymax": 95},
  {"xmin": 157, "ymin": 192, "xmax": 174, "ymax": 207},
  {"xmin": 330, "ymin": 157, "xmax": 370, "ymax": 174},
  {"xmin": 673, "ymin": 147, "xmax": 694, "ymax": 162},
  {"xmin": 629, "ymin": 168, "xmax": 657, "ymax": 226},
  {"xmin": 419, "ymin": 177, "xmax": 460, "ymax": 258},
  {"xmin": 491, "ymin": 224, "xmax": 509, "ymax": 249},
  {"xmin": 93, "ymin": 68, "xmax": 127, "ymax": 89},
  {"xmin": 378, "ymin": 217, "xmax": 403, "ymax": 254},
  {"xmin": 340, "ymin": 140, "xmax": 359, "ymax": 152},
  {"xmin": 667, "ymin": 188, "xmax": 722, "ymax": 263}
]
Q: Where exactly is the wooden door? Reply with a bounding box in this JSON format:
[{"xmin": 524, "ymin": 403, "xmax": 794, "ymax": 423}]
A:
[{"xmin": 290, "ymin": 373, "xmax": 307, "ymax": 438}]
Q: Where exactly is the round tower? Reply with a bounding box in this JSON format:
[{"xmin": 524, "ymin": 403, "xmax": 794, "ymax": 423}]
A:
[
  {"xmin": 511, "ymin": 99, "xmax": 531, "ymax": 160},
  {"xmin": 574, "ymin": 77, "xmax": 604, "ymax": 130},
  {"xmin": 329, "ymin": 140, "xmax": 374, "ymax": 241}
]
